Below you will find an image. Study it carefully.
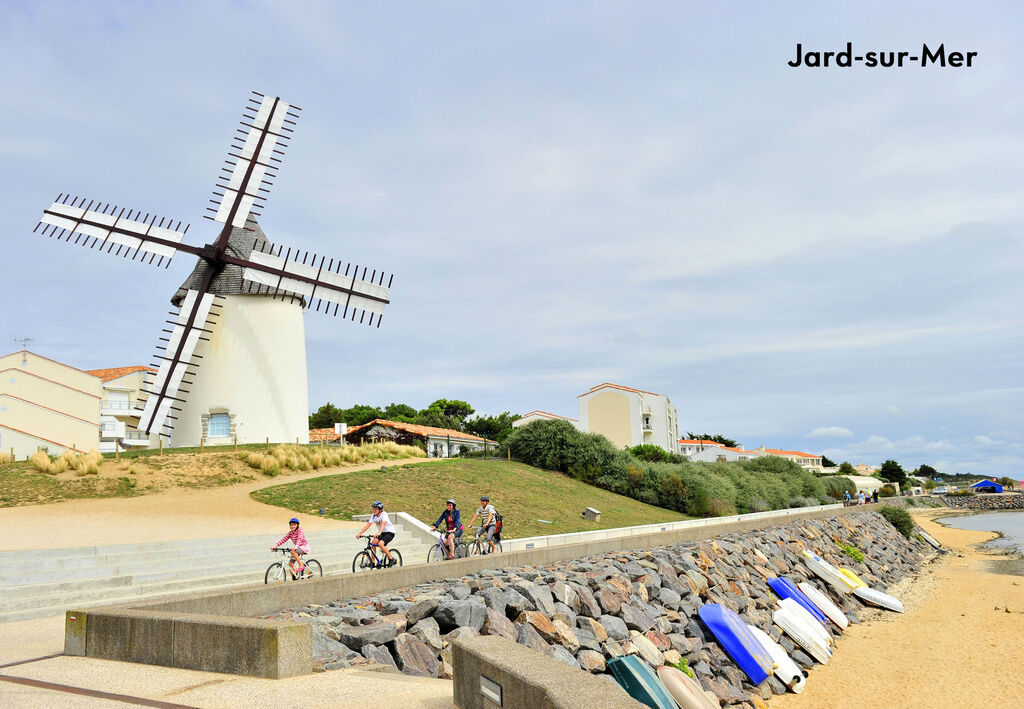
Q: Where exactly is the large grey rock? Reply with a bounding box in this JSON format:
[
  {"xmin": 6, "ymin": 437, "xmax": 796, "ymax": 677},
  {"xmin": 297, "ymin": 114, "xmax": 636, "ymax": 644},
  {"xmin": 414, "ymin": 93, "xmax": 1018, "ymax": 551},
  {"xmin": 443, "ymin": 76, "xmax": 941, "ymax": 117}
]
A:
[
  {"xmin": 480, "ymin": 587, "xmax": 508, "ymax": 613},
  {"xmin": 406, "ymin": 598, "xmax": 439, "ymax": 625},
  {"xmin": 545, "ymin": 643, "xmax": 582, "ymax": 669},
  {"xmin": 628, "ymin": 631, "xmax": 664, "ymax": 667},
  {"xmin": 382, "ymin": 599, "xmax": 413, "ymax": 615},
  {"xmin": 392, "ymin": 633, "xmax": 440, "ymax": 677},
  {"xmin": 361, "ymin": 643, "xmax": 398, "ymax": 669},
  {"xmin": 514, "ymin": 581, "xmax": 556, "ymax": 615},
  {"xmin": 504, "ymin": 588, "xmax": 533, "ymax": 616},
  {"xmin": 515, "ymin": 622, "xmax": 550, "ymax": 652},
  {"xmin": 568, "ymin": 582, "xmax": 602, "ymax": 618},
  {"xmin": 482, "ymin": 608, "xmax": 518, "ymax": 640},
  {"xmin": 312, "ymin": 628, "xmax": 358, "ymax": 659},
  {"xmin": 409, "ymin": 617, "xmax": 443, "ymax": 652},
  {"xmin": 337, "ymin": 623, "xmax": 397, "ymax": 650},
  {"xmin": 599, "ymin": 614, "xmax": 629, "ymax": 641},
  {"xmin": 619, "ymin": 604, "xmax": 657, "ymax": 632},
  {"xmin": 577, "ymin": 649, "xmax": 606, "ymax": 673},
  {"xmin": 434, "ymin": 599, "xmax": 486, "ymax": 632}
]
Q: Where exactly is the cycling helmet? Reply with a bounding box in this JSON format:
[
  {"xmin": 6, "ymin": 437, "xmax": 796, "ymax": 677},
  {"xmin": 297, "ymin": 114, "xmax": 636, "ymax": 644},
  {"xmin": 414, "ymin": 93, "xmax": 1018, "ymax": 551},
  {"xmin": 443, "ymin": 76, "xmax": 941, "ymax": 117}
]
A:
[
  {"xmin": 289, "ymin": 518, "xmax": 300, "ymax": 524},
  {"xmin": 446, "ymin": 498, "xmax": 456, "ymax": 506},
  {"xmin": 372, "ymin": 501, "xmax": 384, "ymax": 510},
  {"xmin": 480, "ymin": 495, "xmax": 489, "ymax": 502}
]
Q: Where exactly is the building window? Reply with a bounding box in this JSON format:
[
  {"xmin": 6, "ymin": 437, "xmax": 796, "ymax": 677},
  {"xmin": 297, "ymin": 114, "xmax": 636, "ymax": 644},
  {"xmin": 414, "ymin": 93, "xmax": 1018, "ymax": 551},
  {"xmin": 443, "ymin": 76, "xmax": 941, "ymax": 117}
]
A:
[{"xmin": 209, "ymin": 413, "xmax": 231, "ymax": 437}]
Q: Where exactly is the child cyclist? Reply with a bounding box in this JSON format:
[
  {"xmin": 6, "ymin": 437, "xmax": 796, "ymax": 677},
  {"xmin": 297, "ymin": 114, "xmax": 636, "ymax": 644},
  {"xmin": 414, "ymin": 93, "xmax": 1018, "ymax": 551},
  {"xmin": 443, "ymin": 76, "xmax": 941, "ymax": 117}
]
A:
[
  {"xmin": 355, "ymin": 501, "xmax": 397, "ymax": 567},
  {"xmin": 429, "ymin": 499, "xmax": 463, "ymax": 559},
  {"xmin": 271, "ymin": 517, "xmax": 310, "ymax": 577}
]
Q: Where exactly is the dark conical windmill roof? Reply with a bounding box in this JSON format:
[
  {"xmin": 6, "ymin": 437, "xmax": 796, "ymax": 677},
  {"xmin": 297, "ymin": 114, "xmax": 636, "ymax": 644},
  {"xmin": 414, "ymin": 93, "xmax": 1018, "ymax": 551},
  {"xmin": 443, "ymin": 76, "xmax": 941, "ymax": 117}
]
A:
[{"xmin": 171, "ymin": 218, "xmax": 274, "ymax": 306}]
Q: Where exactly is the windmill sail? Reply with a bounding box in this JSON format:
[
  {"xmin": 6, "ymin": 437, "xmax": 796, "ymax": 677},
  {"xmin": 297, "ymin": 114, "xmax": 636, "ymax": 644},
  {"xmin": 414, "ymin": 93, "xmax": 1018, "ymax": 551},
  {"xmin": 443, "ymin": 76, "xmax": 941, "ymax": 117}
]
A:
[
  {"xmin": 206, "ymin": 91, "xmax": 301, "ymax": 229},
  {"xmin": 35, "ymin": 195, "xmax": 188, "ymax": 268},
  {"xmin": 136, "ymin": 289, "xmax": 222, "ymax": 436}
]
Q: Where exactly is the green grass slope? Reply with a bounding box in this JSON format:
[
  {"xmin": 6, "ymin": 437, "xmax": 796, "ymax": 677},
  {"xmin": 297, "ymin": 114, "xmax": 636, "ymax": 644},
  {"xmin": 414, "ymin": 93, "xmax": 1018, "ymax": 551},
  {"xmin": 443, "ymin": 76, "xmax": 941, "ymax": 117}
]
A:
[{"xmin": 250, "ymin": 458, "xmax": 690, "ymax": 538}]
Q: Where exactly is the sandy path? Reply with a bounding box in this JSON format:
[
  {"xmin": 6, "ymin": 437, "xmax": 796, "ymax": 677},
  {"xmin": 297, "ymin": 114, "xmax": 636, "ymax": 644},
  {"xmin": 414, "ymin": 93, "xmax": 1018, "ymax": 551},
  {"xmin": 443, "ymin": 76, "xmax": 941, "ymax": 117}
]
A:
[
  {"xmin": 773, "ymin": 509, "xmax": 1024, "ymax": 709},
  {"xmin": 0, "ymin": 457, "xmax": 438, "ymax": 550}
]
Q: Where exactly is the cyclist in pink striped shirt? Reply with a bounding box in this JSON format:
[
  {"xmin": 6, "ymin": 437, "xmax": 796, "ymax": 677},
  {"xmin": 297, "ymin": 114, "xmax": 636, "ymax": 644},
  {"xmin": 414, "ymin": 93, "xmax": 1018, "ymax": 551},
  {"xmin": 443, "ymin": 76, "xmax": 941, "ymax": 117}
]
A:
[{"xmin": 271, "ymin": 517, "xmax": 310, "ymax": 576}]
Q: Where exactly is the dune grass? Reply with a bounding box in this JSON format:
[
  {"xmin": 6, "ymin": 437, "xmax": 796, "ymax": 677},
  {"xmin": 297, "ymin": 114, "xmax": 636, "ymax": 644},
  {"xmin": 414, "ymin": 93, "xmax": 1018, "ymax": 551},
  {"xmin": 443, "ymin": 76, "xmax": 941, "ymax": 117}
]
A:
[
  {"xmin": 250, "ymin": 458, "xmax": 691, "ymax": 538},
  {"xmin": 238, "ymin": 442, "xmax": 423, "ymax": 476}
]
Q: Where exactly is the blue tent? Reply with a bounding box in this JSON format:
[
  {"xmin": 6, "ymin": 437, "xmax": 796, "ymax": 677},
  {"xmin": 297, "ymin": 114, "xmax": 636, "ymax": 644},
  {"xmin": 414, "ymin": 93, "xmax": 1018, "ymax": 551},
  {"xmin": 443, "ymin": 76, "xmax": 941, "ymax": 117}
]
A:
[{"xmin": 969, "ymin": 479, "xmax": 1003, "ymax": 493}]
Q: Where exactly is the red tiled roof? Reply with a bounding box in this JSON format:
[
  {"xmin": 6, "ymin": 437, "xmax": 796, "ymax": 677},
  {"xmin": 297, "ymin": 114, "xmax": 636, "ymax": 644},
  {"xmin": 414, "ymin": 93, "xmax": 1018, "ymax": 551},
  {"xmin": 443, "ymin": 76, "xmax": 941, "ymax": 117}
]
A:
[
  {"xmin": 760, "ymin": 448, "xmax": 820, "ymax": 458},
  {"xmin": 578, "ymin": 382, "xmax": 663, "ymax": 398},
  {"xmin": 678, "ymin": 439, "xmax": 723, "ymax": 446},
  {"xmin": 521, "ymin": 410, "xmax": 578, "ymax": 422},
  {"xmin": 309, "ymin": 428, "xmax": 341, "ymax": 442},
  {"xmin": 85, "ymin": 366, "xmax": 156, "ymax": 382},
  {"xmin": 344, "ymin": 419, "xmax": 497, "ymax": 444}
]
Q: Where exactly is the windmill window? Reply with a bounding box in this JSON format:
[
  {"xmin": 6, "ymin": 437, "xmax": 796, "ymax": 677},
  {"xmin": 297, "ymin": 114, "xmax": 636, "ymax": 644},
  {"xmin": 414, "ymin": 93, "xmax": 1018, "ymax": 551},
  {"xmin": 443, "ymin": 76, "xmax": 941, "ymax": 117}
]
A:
[{"xmin": 209, "ymin": 413, "xmax": 231, "ymax": 437}]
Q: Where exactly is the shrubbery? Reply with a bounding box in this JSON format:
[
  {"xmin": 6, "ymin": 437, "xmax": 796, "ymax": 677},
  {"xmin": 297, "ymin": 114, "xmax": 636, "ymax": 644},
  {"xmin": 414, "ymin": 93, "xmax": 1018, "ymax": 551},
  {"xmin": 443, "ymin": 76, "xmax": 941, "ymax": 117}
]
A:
[
  {"xmin": 879, "ymin": 484, "xmax": 897, "ymax": 497},
  {"xmin": 503, "ymin": 420, "xmax": 827, "ymax": 518},
  {"xmin": 821, "ymin": 476, "xmax": 857, "ymax": 500},
  {"xmin": 877, "ymin": 505, "xmax": 914, "ymax": 538}
]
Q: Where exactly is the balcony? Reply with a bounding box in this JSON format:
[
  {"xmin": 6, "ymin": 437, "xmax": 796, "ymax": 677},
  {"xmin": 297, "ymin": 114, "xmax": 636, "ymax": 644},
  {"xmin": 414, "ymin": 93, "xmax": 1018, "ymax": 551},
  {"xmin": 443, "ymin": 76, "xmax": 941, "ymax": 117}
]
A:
[
  {"xmin": 122, "ymin": 431, "xmax": 151, "ymax": 447},
  {"xmin": 100, "ymin": 400, "xmax": 133, "ymax": 416},
  {"xmin": 99, "ymin": 421, "xmax": 126, "ymax": 440}
]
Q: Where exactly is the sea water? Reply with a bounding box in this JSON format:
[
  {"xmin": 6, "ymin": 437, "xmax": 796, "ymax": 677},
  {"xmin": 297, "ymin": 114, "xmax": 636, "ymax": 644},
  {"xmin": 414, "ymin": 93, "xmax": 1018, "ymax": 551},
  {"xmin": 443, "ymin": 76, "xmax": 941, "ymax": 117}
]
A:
[{"xmin": 938, "ymin": 510, "xmax": 1024, "ymax": 554}]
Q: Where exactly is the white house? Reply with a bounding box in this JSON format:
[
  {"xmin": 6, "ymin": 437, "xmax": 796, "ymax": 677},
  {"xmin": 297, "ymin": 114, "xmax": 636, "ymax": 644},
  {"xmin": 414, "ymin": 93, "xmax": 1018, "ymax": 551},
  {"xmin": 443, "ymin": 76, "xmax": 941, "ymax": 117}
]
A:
[
  {"xmin": 678, "ymin": 439, "xmax": 724, "ymax": 457},
  {"xmin": 86, "ymin": 366, "xmax": 159, "ymax": 453},
  {"xmin": 577, "ymin": 382, "xmax": 679, "ymax": 453},
  {"xmin": 754, "ymin": 447, "xmax": 824, "ymax": 473},
  {"xmin": 687, "ymin": 446, "xmax": 765, "ymax": 463},
  {"xmin": 512, "ymin": 410, "xmax": 580, "ymax": 429}
]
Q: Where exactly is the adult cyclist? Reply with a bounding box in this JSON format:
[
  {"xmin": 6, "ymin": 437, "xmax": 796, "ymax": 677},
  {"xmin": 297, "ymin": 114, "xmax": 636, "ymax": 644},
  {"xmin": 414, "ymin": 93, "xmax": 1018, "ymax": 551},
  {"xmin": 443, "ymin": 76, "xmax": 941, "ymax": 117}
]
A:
[
  {"xmin": 466, "ymin": 495, "xmax": 498, "ymax": 555},
  {"xmin": 355, "ymin": 501, "xmax": 397, "ymax": 567},
  {"xmin": 429, "ymin": 498, "xmax": 463, "ymax": 560}
]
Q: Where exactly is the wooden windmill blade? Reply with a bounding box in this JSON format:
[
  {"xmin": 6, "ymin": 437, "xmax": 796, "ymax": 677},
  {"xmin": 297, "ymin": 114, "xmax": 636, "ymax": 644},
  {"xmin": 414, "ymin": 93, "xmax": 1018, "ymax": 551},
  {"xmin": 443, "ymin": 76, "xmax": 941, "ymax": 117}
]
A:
[
  {"xmin": 34, "ymin": 194, "xmax": 191, "ymax": 268},
  {"xmin": 136, "ymin": 287, "xmax": 223, "ymax": 436},
  {"xmin": 233, "ymin": 240, "xmax": 393, "ymax": 327},
  {"xmin": 206, "ymin": 91, "xmax": 301, "ymax": 232}
]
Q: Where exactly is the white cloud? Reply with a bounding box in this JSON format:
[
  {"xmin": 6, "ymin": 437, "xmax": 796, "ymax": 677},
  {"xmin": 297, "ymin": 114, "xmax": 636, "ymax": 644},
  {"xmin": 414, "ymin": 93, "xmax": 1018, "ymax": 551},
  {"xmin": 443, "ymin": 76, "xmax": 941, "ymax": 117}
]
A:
[
  {"xmin": 884, "ymin": 405, "xmax": 901, "ymax": 415},
  {"xmin": 808, "ymin": 426, "xmax": 854, "ymax": 439}
]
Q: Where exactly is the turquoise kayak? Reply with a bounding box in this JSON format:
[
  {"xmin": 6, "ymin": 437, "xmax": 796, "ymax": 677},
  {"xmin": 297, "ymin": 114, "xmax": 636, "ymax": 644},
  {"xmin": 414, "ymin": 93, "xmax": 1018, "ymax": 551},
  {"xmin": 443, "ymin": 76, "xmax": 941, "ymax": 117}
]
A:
[{"xmin": 608, "ymin": 655, "xmax": 679, "ymax": 709}]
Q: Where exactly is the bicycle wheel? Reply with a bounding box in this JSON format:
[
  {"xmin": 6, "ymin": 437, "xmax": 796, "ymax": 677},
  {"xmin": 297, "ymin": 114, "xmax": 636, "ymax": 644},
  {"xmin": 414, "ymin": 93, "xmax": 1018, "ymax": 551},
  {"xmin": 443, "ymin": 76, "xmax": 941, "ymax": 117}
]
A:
[
  {"xmin": 493, "ymin": 540, "xmax": 503, "ymax": 553},
  {"xmin": 427, "ymin": 544, "xmax": 444, "ymax": 563},
  {"xmin": 457, "ymin": 542, "xmax": 470, "ymax": 559},
  {"xmin": 389, "ymin": 549, "xmax": 403, "ymax": 567},
  {"xmin": 265, "ymin": 562, "xmax": 286, "ymax": 584},
  {"xmin": 352, "ymin": 551, "xmax": 374, "ymax": 573},
  {"xmin": 469, "ymin": 539, "xmax": 482, "ymax": 556},
  {"xmin": 303, "ymin": 559, "xmax": 323, "ymax": 578}
]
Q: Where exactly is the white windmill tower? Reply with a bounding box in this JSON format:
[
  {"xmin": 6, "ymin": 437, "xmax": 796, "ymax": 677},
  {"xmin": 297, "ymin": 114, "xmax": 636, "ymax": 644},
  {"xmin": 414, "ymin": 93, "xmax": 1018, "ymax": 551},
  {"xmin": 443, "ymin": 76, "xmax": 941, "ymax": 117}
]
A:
[{"xmin": 34, "ymin": 92, "xmax": 393, "ymax": 447}]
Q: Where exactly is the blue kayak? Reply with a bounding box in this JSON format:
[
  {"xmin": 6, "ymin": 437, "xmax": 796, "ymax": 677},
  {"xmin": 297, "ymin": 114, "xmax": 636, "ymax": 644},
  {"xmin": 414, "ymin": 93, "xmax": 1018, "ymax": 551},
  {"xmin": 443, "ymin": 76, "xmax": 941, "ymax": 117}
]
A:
[
  {"xmin": 697, "ymin": 603, "xmax": 772, "ymax": 685},
  {"xmin": 767, "ymin": 577, "xmax": 829, "ymax": 626},
  {"xmin": 607, "ymin": 655, "xmax": 679, "ymax": 709}
]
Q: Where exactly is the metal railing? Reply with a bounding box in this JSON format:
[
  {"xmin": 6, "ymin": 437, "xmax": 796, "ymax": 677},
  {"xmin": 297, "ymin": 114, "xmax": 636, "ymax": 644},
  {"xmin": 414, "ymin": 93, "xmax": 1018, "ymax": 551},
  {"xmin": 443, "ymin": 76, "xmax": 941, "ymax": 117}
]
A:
[{"xmin": 101, "ymin": 400, "xmax": 132, "ymax": 410}]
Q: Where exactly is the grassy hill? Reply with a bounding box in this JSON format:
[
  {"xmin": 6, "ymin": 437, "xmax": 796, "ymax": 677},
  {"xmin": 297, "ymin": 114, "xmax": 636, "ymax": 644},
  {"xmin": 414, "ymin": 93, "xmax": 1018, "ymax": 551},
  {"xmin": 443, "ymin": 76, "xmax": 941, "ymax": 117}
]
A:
[{"xmin": 250, "ymin": 458, "xmax": 690, "ymax": 538}]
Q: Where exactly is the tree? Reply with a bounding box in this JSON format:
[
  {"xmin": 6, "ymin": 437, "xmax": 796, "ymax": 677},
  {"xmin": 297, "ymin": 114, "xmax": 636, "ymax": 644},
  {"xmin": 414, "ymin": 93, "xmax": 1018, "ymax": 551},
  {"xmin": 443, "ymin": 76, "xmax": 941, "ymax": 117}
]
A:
[
  {"xmin": 629, "ymin": 444, "xmax": 670, "ymax": 463},
  {"xmin": 685, "ymin": 432, "xmax": 738, "ymax": 448},
  {"xmin": 415, "ymin": 399, "xmax": 475, "ymax": 431},
  {"xmin": 917, "ymin": 464, "xmax": 939, "ymax": 479},
  {"xmin": 339, "ymin": 404, "xmax": 385, "ymax": 426},
  {"xmin": 465, "ymin": 412, "xmax": 521, "ymax": 443},
  {"xmin": 309, "ymin": 402, "xmax": 346, "ymax": 429},
  {"xmin": 837, "ymin": 461, "xmax": 857, "ymax": 477},
  {"xmin": 878, "ymin": 459, "xmax": 907, "ymax": 486},
  {"xmin": 923, "ymin": 478, "xmax": 936, "ymax": 490},
  {"xmin": 820, "ymin": 455, "xmax": 837, "ymax": 468},
  {"xmin": 383, "ymin": 403, "xmax": 418, "ymax": 422}
]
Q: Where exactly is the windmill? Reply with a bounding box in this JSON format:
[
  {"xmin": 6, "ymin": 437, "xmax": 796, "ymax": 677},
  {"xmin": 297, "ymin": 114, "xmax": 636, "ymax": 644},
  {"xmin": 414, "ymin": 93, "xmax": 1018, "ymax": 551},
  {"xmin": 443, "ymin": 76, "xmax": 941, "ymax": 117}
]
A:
[{"xmin": 33, "ymin": 92, "xmax": 392, "ymax": 446}]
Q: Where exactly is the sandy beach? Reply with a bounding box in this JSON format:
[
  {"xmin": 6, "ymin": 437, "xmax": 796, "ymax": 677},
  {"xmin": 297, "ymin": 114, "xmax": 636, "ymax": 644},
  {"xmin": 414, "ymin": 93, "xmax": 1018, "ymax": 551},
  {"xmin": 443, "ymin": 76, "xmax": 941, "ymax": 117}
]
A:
[{"xmin": 773, "ymin": 508, "xmax": 1024, "ymax": 709}]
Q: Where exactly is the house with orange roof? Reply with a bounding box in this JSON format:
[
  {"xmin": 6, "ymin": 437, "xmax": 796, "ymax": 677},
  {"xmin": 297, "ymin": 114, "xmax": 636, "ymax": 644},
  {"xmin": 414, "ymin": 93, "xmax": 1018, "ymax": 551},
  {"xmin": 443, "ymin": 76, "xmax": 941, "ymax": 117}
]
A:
[
  {"xmin": 678, "ymin": 438, "xmax": 725, "ymax": 457},
  {"xmin": 85, "ymin": 365, "xmax": 157, "ymax": 452},
  {"xmin": 511, "ymin": 410, "xmax": 580, "ymax": 430},
  {"xmin": 753, "ymin": 446, "xmax": 823, "ymax": 472},
  {"xmin": 0, "ymin": 348, "xmax": 102, "ymax": 458},
  {"xmin": 687, "ymin": 445, "xmax": 765, "ymax": 464},
  {"xmin": 577, "ymin": 383, "xmax": 679, "ymax": 453},
  {"xmin": 343, "ymin": 419, "xmax": 498, "ymax": 458}
]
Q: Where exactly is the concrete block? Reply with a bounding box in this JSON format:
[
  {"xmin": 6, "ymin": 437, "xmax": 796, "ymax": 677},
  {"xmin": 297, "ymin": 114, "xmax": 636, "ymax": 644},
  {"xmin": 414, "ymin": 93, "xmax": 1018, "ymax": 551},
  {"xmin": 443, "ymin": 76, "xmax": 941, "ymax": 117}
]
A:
[{"xmin": 64, "ymin": 610, "xmax": 87, "ymax": 656}]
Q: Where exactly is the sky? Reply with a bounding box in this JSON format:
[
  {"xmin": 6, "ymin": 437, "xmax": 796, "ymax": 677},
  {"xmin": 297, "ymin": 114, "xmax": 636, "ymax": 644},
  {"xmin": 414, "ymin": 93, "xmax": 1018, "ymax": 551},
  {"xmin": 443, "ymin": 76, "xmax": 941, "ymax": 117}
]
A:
[{"xmin": 1, "ymin": 1, "xmax": 1021, "ymax": 476}]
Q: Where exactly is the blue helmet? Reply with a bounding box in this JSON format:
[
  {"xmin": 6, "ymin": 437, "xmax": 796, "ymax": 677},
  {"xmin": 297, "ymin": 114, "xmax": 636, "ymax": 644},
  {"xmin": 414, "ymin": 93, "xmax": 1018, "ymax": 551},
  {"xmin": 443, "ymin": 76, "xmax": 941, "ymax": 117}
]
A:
[
  {"xmin": 289, "ymin": 518, "xmax": 299, "ymax": 524},
  {"xmin": 372, "ymin": 501, "xmax": 383, "ymax": 510}
]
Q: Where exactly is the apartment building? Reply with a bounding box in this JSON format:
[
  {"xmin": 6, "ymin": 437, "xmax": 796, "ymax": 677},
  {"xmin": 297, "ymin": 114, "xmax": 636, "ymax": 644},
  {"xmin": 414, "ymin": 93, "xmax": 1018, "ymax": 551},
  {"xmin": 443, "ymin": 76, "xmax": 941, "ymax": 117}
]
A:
[
  {"xmin": 754, "ymin": 447, "xmax": 823, "ymax": 473},
  {"xmin": 577, "ymin": 383, "xmax": 679, "ymax": 453},
  {"xmin": 85, "ymin": 366, "xmax": 158, "ymax": 453},
  {"xmin": 512, "ymin": 410, "xmax": 580, "ymax": 429}
]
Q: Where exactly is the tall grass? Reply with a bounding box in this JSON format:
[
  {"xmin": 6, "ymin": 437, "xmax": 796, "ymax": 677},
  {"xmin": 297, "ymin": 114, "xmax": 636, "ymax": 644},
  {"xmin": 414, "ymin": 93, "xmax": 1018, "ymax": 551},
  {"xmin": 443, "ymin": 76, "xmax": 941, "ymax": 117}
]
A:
[
  {"xmin": 0, "ymin": 451, "xmax": 13, "ymax": 464},
  {"xmin": 239, "ymin": 442, "xmax": 424, "ymax": 477},
  {"xmin": 30, "ymin": 448, "xmax": 103, "ymax": 475}
]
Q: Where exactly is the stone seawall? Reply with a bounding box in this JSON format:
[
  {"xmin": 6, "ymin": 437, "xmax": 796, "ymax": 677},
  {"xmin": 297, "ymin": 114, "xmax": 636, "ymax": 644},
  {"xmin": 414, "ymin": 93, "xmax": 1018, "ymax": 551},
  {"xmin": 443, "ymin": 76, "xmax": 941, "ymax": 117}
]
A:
[
  {"xmin": 942, "ymin": 493, "xmax": 1024, "ymax": 510},
  {"xmin": 267, "ymin": 511, "xmax": 925, "ymax": 706}
]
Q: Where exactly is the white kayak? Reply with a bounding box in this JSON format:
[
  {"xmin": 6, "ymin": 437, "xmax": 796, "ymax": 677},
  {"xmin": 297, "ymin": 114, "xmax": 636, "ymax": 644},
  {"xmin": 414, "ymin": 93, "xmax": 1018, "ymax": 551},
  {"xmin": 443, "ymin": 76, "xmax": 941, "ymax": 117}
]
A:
[
  {"xmin": 798, "ymin": 581, "xmax": 850, "ymax": 630},
  {"xmin": 746, "ymin": 624, "xmax": 806, "ymax": 693},
  {"xmin": 779, "ymin": 598, "xmax": 833, "ymax": 648},
  {"xmin": 853, "ymin": 586, "xmax": 905, "ymax": 613},
  {"xmin": 773, "ymin": 602, "xmax": 831, "ymax": 665},
  {"xmin": 918, "ymin": 529, "xmax": 942, "ymax": 549},
  {"xmin": 657, "ymin": 665, "xmax": 719, "ymax": 709},
  {"xmin": 802, "ymin": 549, "xmax": 855, "ymax": 594}
]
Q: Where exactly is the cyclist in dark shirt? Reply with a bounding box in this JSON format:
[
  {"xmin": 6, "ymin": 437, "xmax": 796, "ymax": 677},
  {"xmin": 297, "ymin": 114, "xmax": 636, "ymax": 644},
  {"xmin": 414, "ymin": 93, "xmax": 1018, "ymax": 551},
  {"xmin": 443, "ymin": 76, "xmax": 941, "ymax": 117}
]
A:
[{"xmin": 429, "ymin": 498, "xmax": 463, "ymax": 560}]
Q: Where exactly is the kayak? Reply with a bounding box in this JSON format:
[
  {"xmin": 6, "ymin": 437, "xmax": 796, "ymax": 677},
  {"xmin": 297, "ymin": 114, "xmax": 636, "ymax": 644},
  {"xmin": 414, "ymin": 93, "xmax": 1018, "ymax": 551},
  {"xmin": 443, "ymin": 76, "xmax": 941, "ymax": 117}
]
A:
[
  {"xmin": 802, "ymin": 549, "xmax": 855, "ymax": 594},
  {"xmin": 837, "ymin": 568, "xmax": 867, "ymax": 588},
  {"xmin": 773, "ymin": 602, "xmax": 831, "ymax": 665},
  {"xmin": 838, "ymin": 568, "xmax": 904, "ymax": 612},
  {"xmin": 767, "ymin": 577, "xmax": 829, "ymax": 627},
  {"xmin": 778, "ymin": 598, "xmax": 833, "ymax": 648},
  {"xmin": 918, "ymin": 529, "xmax": 942, "ymax": 549},
  {"xmin": 797, "ymin": 581, "xmax": 849, "ymax": 630},
  {"xmin": 608, "ymin": 655, "xmax": 679, "ymax": 709},
  {"xmin": 745, "ymin": 624, "xmax": 806, "ymax": 693},
  {"xmin": 657, "ymin": 665, "xmax": 719, "ymax": 709},
  {"xmin": 698, "ymin": 604, "xmax": 773, "ymax": 685}
]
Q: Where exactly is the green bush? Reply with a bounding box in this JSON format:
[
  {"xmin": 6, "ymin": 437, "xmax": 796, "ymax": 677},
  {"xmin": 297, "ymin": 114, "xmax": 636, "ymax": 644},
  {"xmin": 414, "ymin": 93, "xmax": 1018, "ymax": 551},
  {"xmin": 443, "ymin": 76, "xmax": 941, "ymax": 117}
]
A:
[
  {"xmin": 837, "ymin": 541, "xmax": 865, "ymax": 562},
  {"xmin": 822, "ymin": 476, "xmax": 857, "ymax": 500},
  {"xmin": 879, "ymin": 484, "xmax": 897, "ymax": 497},
  {"xmin": 629, "ymin": 444, "xmax": 671, "ymax": 463},
  {"xmin": 948, "ymin": 489, "xmax": 975, "ymax": 497},
  {"xmin": 878, "ymin": 505, "xmax": 914, "ymax": 538}
]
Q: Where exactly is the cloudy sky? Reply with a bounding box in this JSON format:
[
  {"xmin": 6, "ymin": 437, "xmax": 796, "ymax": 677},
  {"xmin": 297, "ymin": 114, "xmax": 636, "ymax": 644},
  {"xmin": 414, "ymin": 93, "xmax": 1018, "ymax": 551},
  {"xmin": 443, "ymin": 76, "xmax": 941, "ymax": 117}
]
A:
[{"xmin": 1, "ymin": 2, "xmax": 1021, "ymax": 476}]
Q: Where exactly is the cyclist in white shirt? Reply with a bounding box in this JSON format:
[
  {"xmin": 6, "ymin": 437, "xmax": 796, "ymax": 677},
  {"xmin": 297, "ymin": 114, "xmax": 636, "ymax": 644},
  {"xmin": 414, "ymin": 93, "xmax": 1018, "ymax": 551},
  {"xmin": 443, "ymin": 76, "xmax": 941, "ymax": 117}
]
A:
[
  {"xmin": 355, "ymin": 501, "xmax": 397, "ymax": 567},
  {"xmin": 466, "ymin": 495, "xmax": 498, "ymax": 555}
]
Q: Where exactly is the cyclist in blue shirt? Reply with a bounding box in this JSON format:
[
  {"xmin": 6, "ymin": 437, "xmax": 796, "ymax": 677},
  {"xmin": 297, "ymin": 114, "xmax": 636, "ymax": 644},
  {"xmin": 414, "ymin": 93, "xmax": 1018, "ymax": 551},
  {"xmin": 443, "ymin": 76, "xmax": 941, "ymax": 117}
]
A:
[{"xmin": 429, "ymin": 498, "xmax": 463, "ymax": 560}]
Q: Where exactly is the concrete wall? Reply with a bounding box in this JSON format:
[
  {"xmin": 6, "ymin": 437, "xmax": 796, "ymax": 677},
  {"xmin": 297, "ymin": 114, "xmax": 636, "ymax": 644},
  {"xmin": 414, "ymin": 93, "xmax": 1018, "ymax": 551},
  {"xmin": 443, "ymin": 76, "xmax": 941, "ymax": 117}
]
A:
[
  {"xmin": 0, "ymin": 395, "xmax": 99, "ymax": 456},
  {"xmin": 169, "ymin": 295, "xmax": 309, "ymax": 448}
]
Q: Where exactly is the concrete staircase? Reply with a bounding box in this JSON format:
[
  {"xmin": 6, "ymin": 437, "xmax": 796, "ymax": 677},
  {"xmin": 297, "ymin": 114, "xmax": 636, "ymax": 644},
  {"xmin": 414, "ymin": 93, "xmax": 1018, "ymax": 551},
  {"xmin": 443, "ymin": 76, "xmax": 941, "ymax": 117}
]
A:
[{"xmin": 0, "ymin": 519, "xmax": 434, "ymax": 623}]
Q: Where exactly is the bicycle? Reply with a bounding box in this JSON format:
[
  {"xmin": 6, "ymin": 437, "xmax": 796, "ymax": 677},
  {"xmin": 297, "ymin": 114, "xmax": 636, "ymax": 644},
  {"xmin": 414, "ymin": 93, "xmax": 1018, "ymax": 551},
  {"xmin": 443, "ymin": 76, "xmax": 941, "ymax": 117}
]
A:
[
  {"xmin": 352, "ymin": 535, "xmax": 403, "ymax": 572},
  {"xmin": 427, "ymin": 530, "xmax": 469, "ymax": 563},
  {"xmin": 468, "ymin": 526, "xmax": 503, "ymax": 556},
  {"xmin": 265, "ymin": 548, "xmax": 323, "ymax": 584}
]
